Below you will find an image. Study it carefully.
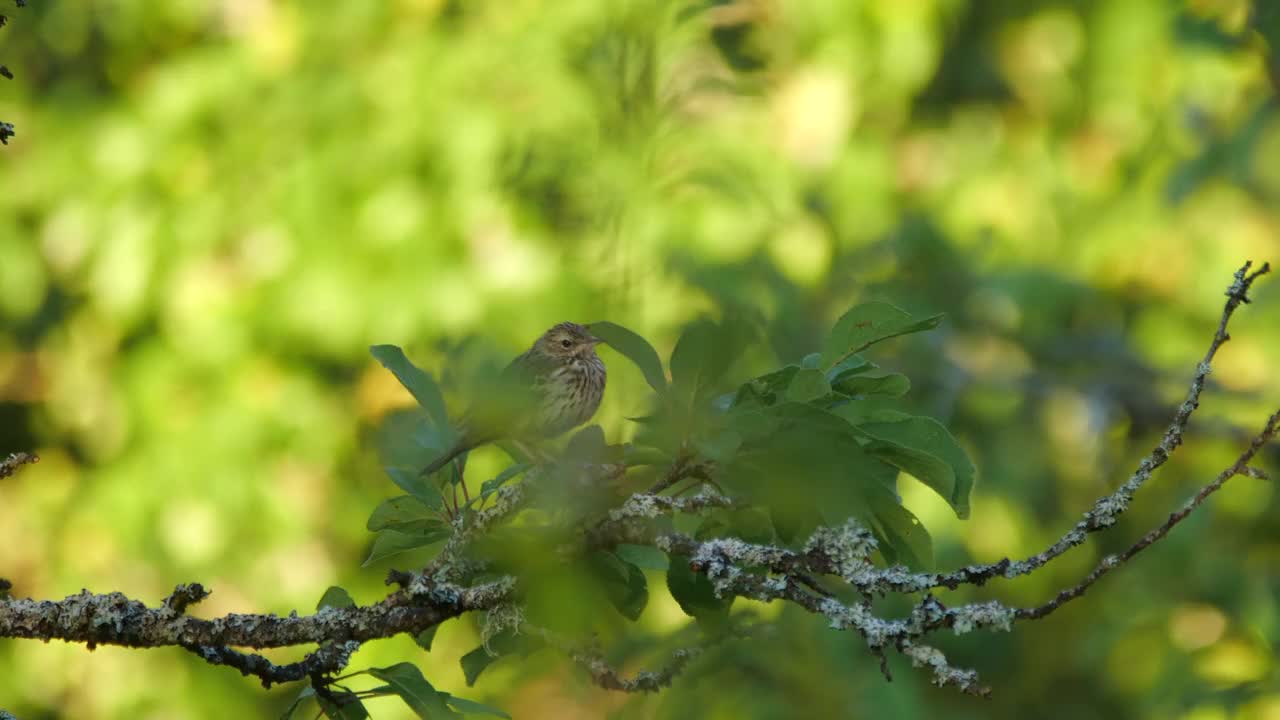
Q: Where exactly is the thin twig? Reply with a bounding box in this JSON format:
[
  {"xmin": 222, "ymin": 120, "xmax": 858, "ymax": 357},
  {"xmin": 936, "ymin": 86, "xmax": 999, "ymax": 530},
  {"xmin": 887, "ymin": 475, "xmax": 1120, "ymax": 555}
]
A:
[
  {"xmin": 1017, "ymin": 407, "xmax": 1280, "ymax": 620},
  {"xmin": 0, "ymin": 452, "xmax": 37, "ymax": 480}
]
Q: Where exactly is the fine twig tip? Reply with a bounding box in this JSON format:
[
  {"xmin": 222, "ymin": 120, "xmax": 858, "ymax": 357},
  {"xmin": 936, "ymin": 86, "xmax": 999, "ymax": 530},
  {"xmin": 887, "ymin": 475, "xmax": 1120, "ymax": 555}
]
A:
[
  {"xmin": 0, "ymin": 452, "xmax": 39, "ymax": 480},
  {"xmin": 163, "ymin": 583, "xmax": 211, "ymax": 614}
]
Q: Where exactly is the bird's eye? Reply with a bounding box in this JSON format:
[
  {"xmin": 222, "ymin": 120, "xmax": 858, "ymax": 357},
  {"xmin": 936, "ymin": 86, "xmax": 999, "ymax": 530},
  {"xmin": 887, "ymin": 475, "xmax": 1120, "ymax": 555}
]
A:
[{"xmin": 560, "ymin": 339, "xmax": 572, "ymax": 348}]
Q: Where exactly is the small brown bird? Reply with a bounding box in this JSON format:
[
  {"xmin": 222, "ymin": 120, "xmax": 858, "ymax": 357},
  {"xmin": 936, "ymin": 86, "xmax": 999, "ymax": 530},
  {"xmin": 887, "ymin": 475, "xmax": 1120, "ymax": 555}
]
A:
[{"xmin": 421, "ymin": 322, "xmax": 607, "ymax": 476}]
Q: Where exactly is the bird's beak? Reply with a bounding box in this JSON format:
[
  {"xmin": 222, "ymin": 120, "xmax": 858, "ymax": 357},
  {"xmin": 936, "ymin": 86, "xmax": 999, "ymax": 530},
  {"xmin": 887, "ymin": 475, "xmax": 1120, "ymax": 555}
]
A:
[{"xmin": 586, "ymin": 334, "xmax": 604, "ymax": 347}]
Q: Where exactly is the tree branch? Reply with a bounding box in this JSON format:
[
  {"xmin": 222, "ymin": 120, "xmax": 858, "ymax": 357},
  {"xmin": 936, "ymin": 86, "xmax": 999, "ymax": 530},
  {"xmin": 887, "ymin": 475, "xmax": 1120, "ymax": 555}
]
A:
[
  {"xmin": 0, "ymin": 580, "xmax": 509, "ymax": 650},
  {"xmin": 0, "ymin": 451, "xmax": 38, "ymax": 480}
]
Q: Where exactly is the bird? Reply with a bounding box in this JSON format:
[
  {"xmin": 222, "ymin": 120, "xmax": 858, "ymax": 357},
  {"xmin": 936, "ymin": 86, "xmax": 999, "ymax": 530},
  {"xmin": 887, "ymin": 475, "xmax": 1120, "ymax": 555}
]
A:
[{"xmin": 421, "ymin": 321, "xmax": 607, "ymax": 476}]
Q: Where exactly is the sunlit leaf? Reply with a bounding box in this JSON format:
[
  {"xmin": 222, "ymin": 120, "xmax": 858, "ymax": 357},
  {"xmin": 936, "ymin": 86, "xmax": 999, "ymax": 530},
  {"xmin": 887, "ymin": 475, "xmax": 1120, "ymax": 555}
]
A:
[
  {"xmin": 370, "ymin": 345, "xmax": 450, "ymax": 429},
  {"xmin": 588, "ymin": 321, "xmax": 667, "ymax": 393},
  {"xmin": 820, "ymin": 302, "xmax": 942, "ymax": 370}
]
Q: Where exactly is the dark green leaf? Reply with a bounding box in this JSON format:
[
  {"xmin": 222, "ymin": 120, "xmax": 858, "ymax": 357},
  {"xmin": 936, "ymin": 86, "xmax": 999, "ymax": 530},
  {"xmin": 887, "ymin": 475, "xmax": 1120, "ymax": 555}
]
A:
[
  {"xmin": 588, "ymin": 321, "xmax": 667, "ymax": 393},
  {"xmin": 785, "ymin": 368, "xmax": 831, "ymax": 403},
  {"xmin": 615, "ymin": 543, "xmax": 669, "ymax": 570},
  {"xmin": 363, "ymin": 528, "xmax": 450, "ymax": 567},
  {"xmin": 384, "ymin": 468, "xmax": 446, "ymax": 509},
  {"xmin": 367, "ymin": 495, "xmax": 443, "ymax": 532},
  {"xmin": 460, "ymin": 630, "xmax": 543, "ymax": 686},
  {"xmin": 820, "ymin": 302, "xmax": 943, "ymax": 370},
  {"xmin": 280, "ymin": 687, "xmax": 315, "ymax": 720},
  {"xmin": 587, "ymin": 551, "xmax": 649, "ymax": 621},
  {"xmin": 370, "ymin": 345, "xmax": 450, "ymax": 429},
  {"xmin": 855, "ymin": 417, "xmax": 975, "ymax": 519},
  {"xmin": 367, "ymin": 663, "xmax": 459, "ymax": 719},
  {"xmin": 460, "ymin": 647, "xmax": 498, "ymax": 688},
  {"xmin": 833, "ymin": 373, "xmax": 911, "ymax": 398},
  {"xmin": 414, "ymin": 624, "xmax": 439, "ymax": 652},
  {"xmin": 318, "ymin": 692, "xmax": 369, "ymax": 720},
  {"xmin": 443, "ymin": 696, "xmax": 512, "ymax": 719},
  {"xmin": 667, "ymin": 554, "xmax": 732, "ymax": 625},
  {"xmin": 316, "ymin": 586, "xmax": 355, "ymax": 611}
]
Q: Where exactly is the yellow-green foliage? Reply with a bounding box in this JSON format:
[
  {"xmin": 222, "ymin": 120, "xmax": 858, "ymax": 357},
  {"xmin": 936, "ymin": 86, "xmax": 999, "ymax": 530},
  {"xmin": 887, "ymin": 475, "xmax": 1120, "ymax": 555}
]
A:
[{"xmin": 0, "ymin": 1, "xmax": 1278, "ymax": 718}]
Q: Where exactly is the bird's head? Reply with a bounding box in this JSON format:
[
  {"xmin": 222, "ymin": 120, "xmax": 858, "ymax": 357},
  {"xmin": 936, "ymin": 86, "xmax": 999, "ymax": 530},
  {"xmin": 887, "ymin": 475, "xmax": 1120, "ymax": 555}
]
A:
[{"xmin": 536, "ymin": 322, "xmax": 602, "ymax": 361}]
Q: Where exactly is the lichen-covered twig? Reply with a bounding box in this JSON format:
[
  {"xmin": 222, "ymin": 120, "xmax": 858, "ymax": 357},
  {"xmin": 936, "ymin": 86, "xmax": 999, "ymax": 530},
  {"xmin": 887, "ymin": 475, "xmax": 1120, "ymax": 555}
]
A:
[
  {"xmin": 184, "ymin": 640, "xmax": 363, "ymax": 689},
  {"xmin": 0, "ymin": 452, "xmax": 37, "ymax": 480},
  {"xmin": 1017, "ymin": 406, "xmax": 1280, "ymax": 621},
  {"xmin": 0, "ymin": 580, "xmax": 509, "ymax": 650},
  {"xmin": 928, "ymin": 260, "xmax": 1271, "ymax": 590}
]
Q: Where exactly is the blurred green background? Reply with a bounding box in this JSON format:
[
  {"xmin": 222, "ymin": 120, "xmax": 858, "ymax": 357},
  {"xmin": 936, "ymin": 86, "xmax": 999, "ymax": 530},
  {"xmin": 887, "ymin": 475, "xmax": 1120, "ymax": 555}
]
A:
[{"xmin": 1, "ymin": 0, "xmax": 1279, "ymax": 717}]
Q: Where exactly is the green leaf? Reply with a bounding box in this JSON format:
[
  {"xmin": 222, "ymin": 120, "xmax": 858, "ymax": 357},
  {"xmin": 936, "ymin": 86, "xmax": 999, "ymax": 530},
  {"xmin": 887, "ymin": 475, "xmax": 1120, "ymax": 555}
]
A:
[
  {"xmin": 669, "ymin": 314, "xmax": 759, "ymax": 404},
  {"xmin": 862, "ymin": 488, "xmax": 934, "ymax": 569},
  {"xmin": 363, "ymin": 528, "xmax": 450, "ymax": 567},
  {"xmin": 669, "ymin": 318, "xmax": 726, "ymax": 399},
  {"xmin": 731, "ymin": 366, "xmax": 800, "ymax": 409},
  {"xmin": 370, "ymin": 345, "xmax": 450, "ymax": 429},
  {"xmin": 785, "ymin": 368, "xmax": 831, "ymax": 403},
  {"xmin": 317, "ymin": 692, "xmax": 369, "ymax": 720},
  {"xmin": 587, "ymin": 551, "xmax": 649, "ymax": 621},
  {"xmin": 694, "ymin": 429, "xmax": 741, "ymax": 463},
  {"xmin": 667, "ymin": 554, "xmax": 732, "ymax": 625},
  {"xmin": 800, "ymin": 352, "xmax": 822, "ymax": 369},
  {"xmin": 855, "ymin": 416, "xmax": 975, "ymax": 519},
  {"xmin": 414, "ymin": 624, "xmax": 439, "ymax": 652},
  {"xmin": 316, "ymin": 586, "xmax": 355, "ymax": 611},
  {"xmin": 368, "ymin": 495, "xmax": 444, "ymax": 532},
  {"xmin": 280, "ymin": 687, "xmax": 315, "ymax": 720},
  {"xmin": 588, "ymin": 321, "xmax": 667, "ymax": 393},
  {"xmin": 833, "ymin": 373, "xmax": 910, "ymax": 398},
  {"xmin": 480, "ymin": 464, "xmax": 529, "ymax": 499},
  {"xmin": 367, "ymin": 663, "xmax": 459, "ymax": 719},
  {"xmin": 615, "ymin": 543, "xmax": 669, "ymax": 570},
  {"xmin": 825, "ymin": 354, "xmax": 874, "ymax": 382},
  {"xmin": 460, "ymin": 630, "xmax": 543, "ymax": 686},
  {"xmin": 460, "ymin": 647, "xmax": 499, "ymax": 688},
  {"xmin": 820, "ymin": 302, "xmax": 943, "ymax": 370},
  {"xmin": 383, "ymin": 468, "xmax": 447, "ymax": 509},
  {"xmin": 444, "ymin": 696, "xmax": 512, "ymax": 719}
]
